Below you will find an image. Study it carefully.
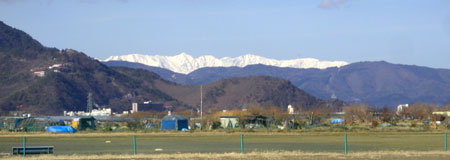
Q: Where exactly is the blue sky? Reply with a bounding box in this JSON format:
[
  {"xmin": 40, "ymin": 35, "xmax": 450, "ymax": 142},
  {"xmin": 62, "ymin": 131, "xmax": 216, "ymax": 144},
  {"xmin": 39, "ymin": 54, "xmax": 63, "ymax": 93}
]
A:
[{"xmin": 1, "ymin": 0, "xmax": 450, "ymax": 69}]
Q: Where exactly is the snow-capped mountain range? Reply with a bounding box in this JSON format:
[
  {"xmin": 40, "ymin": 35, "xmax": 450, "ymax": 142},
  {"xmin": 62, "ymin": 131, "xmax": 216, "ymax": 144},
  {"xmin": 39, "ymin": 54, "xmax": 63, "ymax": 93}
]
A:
[{"xmin": 104, "ymin": 53, "xmax": 349, "ymax": 74}]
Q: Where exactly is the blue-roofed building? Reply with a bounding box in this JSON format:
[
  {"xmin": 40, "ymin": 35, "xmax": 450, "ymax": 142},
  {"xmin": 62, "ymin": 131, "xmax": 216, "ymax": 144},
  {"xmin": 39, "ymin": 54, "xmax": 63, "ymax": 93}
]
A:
[{"xmin": 161, "ymin": 114, "xmax": 188, "ymax": 131}]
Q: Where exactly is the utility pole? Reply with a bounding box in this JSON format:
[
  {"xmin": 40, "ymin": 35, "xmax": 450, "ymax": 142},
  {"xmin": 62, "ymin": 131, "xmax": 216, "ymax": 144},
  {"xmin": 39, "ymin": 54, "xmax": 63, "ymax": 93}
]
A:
[
  {"xmin": 200, "ymin": 85, "xmax": 203, "ymax": 120},
  {"xmin": 87, "ymin": 92, "xmax": 93, "ymax": 113}
]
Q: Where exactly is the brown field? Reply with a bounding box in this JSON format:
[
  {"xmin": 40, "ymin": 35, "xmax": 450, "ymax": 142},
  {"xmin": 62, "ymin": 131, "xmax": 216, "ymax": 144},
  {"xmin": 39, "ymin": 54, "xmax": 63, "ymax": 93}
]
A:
[{"xmin": 0, "ymin": 130, "xmax": 446, "ymax": 137}]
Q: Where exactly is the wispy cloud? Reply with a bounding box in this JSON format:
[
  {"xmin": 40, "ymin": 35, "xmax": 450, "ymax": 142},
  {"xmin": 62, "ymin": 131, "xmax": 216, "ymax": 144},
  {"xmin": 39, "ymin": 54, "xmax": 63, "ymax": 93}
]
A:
[{"xmin": 318, "ymin": 0, "xmax": 350, "ymax": 9}]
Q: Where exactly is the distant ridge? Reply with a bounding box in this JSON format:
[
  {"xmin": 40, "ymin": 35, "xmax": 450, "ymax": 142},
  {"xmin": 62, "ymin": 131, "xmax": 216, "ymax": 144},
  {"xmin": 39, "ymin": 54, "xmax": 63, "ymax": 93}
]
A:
[
  {"xmin": 104, "ymin": 60, "xmax": 450, "ymax": 107},
  {"xmin": 104, "ymin": 53, "xmax": 348, "ymax": 74}
]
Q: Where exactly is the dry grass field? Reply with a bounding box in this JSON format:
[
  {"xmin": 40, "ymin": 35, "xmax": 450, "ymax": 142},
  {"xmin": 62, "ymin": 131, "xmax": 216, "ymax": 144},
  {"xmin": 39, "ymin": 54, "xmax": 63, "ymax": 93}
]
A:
[
  {"xmin": 2, "ymin": 151, "xmax": 450, "ymax": 160},
  {"xmin": 0, "ymin": 132, "xmax": 448, "ymax": 159}
]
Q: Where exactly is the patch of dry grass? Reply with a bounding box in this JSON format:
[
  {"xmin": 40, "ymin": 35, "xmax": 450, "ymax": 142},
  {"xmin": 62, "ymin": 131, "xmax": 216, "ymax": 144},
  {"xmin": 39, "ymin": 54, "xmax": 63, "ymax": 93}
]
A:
[
  {"xmin": 2, "ymin": 151, "xmax": 450, "ymax": 160},
  {"xmin": 0, "ymin": 131, "xmax": 447, "ymax": 138}
]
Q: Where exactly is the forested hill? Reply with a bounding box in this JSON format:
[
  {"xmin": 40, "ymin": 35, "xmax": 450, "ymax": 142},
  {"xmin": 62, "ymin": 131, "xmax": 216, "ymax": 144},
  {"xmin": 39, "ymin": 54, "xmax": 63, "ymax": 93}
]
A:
[{"xmin": 113, "ymin": 67, "xmax": 344, "ymax": 111}]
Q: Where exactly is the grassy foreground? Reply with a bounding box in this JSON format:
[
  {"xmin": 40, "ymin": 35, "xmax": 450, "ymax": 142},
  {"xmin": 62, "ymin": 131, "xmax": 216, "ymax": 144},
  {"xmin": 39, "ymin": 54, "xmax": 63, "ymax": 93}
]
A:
[
  {"xmin": 1, "ymin": 132, "xmax": 448, "ymax": 159},
  {"xmin": 2, "ymin": 151, "xmax": 450, "ymax": 160},
  {"xmin": 1, "ymin": 133, "xmax": 447, "ymax": 154}
]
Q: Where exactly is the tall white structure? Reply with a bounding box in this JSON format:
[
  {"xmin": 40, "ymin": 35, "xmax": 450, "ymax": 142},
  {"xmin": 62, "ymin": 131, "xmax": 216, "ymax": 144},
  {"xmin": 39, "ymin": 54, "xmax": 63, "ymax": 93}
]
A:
[
  {"xmin": 131, "ymin": 102, "xmax": 138, "ymax": 113},
  {"xmin": 396, "ymin": 104, "xmax": 409, "ymax": 115},
  {"xmin": 288, "ymin": 104, "xmax": 294, "ymax": 114}
]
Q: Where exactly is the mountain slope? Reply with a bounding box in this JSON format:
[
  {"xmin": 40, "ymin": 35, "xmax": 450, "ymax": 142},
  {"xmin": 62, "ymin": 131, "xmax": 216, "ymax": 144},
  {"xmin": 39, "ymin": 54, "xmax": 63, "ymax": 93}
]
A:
[
  {"xmin": 113, "ymin": 67, "xmax": 344, "ymax": 111},
  {"xmin": 104, "ymin": 53, "xmax": 348, "ymax": 74},
  {"xmin": 105, "ymin": 61, "xmax": 450, "ymax": 107},
  {"xmin": 0, "ymin": 21, "xmax": 185, "ymax": 115},
  {"xmin": 105, "ymin": 60, "xmax": 187, "ymax": 83}
]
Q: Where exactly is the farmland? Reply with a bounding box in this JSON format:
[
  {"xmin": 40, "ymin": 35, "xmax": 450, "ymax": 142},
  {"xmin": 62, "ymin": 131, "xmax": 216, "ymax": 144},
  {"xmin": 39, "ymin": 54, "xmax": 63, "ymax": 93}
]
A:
[{"xmin": 0, "ymin": 132, "xmax": 448, "ymax": 159}]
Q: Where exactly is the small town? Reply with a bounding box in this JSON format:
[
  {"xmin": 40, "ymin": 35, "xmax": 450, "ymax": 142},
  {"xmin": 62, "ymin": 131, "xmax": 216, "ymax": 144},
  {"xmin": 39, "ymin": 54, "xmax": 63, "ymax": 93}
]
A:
[{"xmin": 2, "ymin": 101, "xmax": 450, "ymax": 133}]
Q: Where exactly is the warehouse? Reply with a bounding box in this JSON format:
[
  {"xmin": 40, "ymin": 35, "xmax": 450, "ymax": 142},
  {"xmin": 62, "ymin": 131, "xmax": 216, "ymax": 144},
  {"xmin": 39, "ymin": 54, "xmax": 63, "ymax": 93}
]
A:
[{"xmin": 161, "ymin": 114, "xmax": 188, "ymax": 131}]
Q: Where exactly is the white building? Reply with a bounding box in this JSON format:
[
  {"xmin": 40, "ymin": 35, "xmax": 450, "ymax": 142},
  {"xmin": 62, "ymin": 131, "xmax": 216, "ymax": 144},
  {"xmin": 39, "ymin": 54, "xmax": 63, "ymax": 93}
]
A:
[
  {"xmin": 131, "ymin": 102, "xmax": 138, "ymax": 113},
  {"xmin": 432, "ymin": 111, "xmax": 450, "ymax": 117},
  {"xmin": 64, "ymin": 108, "xmax": 112, "ymax": 116},
  {"xmin": 288, "ymin": 104, "xmax": 294, "ymax": 114},
  {"xmin": 396, "ymin": 104, "xmax": 409, "ymax": 115},
  {"xmin": 33, "ymin": 71, "xmax": 45, "ymax": 77},
  {"xmin": 48, "ymin": 64, "xmax": 62, "ymax": 69},
  {"xmin": 91, "ymin": 108, "xmax": 112, "ymax": 116}
]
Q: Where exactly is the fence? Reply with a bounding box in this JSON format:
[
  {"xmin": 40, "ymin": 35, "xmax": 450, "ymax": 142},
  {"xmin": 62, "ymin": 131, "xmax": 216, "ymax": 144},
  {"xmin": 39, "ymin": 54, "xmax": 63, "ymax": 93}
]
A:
[{"xmin": 0, "ymin": 132, "xmax": 448, "ymax": 156}]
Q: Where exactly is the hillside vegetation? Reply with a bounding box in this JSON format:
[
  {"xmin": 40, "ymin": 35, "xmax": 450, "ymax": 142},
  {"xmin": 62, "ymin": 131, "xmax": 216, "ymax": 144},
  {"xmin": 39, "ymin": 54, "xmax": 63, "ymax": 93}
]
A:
[{"xmin": 114, "ymin": 67, "xmax": 344, "ymax": 111}]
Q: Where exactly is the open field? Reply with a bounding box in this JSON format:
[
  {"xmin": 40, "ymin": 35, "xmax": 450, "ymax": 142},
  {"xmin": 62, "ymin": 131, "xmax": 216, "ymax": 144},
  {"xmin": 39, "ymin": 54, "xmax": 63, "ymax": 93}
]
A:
[
  {"xmin": 0, "ymin": 132, "xmax": 448, "ymax": 157},
  {"xmin": 2, "ymin": 151, "xmax": 450, "ymax": 160}
]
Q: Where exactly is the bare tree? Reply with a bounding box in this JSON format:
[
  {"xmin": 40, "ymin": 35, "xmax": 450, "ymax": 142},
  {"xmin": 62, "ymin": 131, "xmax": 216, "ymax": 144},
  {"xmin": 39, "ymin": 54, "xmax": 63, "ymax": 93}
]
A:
[
  {"xmin": 380, "ymin": 106, "xmax": 394, "ymax": 122},
  {"xmin": 247, "ymin": 103, "xmax": 265, "ymax": 116},
  {"xmin": 344, "ymin": 103, "xmax": 371, "ymax": 124},
  {"xmin": 403, "ymin": 102, "xmax": 437, "ymax": 120},
  {"xmin": 439, "ymin": 104, "xmax": 450, "ymax": 111},
  {"xmin": 264, "ymin": 106, "xmax": 289, "ymax": 125}
]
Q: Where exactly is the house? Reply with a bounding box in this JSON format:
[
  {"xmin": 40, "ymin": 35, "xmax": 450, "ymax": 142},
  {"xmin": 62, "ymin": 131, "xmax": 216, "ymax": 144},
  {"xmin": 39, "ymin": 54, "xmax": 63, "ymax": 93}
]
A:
[
  {"xmin": 5, "ymin": 117, "xmax": 64, "ymax": 132},
  {"xmin": 71, "ymin": 116, "xmax": 96, "ymax": 131},
  {"xmin": 220, "ymin": 116, "xmax": 239, "ymax": 128},
  {"xmin": 161, "ymin": 113, "xmax": 188, "ymax": 131},
  {"xmin": 131, "ymin": 102, "xmax": 165, "ymax": 113},
  {"xmin": 0, "ymin": 117, "xmax": 24, "ymax": 131},
  {"xmin": 32, "ymin": 71, "xmax": 45, "ymax": 77},
  {"xmin": 432, "ymin": 111, "xmax": 450, "ymax": 117},
  {"xmin": 242, "ymin": 115, "xmax": 269, "ymax": 128}
]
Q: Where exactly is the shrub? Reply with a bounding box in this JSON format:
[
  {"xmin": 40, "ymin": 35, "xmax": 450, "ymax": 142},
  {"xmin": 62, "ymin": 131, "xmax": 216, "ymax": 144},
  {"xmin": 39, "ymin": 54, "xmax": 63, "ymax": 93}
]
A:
[
  {"xmin": 371, "ymin": 119, "xmax": 379, "ymax": 127},
  {"xmin": 410, "ymin": 122, "xmax": 417, "ymax": 127}
]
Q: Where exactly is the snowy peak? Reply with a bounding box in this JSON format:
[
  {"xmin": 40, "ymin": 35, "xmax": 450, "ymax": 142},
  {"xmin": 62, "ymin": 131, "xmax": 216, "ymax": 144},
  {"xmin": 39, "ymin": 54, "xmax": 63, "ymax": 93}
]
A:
[{"xmin": 104, "ymin": 53, "xmax": 348, "ymax": 74}]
